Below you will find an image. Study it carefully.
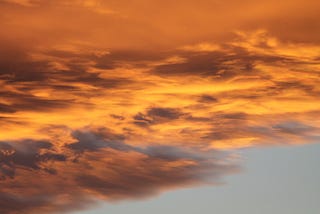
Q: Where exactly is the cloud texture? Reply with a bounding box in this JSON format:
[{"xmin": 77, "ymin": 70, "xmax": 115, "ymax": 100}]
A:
[{"xmin": 0, "ymin": 0, "xmax": 320, "ymax": 213}]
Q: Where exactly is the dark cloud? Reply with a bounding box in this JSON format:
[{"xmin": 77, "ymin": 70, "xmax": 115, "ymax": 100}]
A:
[
  {"xmin": 272, "ymin": 121, "xmax": 316, "ymax": 135},
  {"xmin": 67, "ymin": 128, "xmax": 128, "ymax": 152},
  {"xmin": 94, "ymin": 50, "xmax": 168, "ymax": 69},
  {"xmin": 133, "ymin": 107, "xmax": 184, "ymax": 127},
  {"xmin": 0, "ymin": 45, "xmax": 138, "ymax": 114},
  {"xmin": 152, "ymin": 47, "xmax": 285, "ymax": 79},
  {"xmin": 198, "ymin": 95, "xmax": 219, "ymax": 103},
  {"xmin": 0, "ymin": 90, "xmax": 72, "ymax": 113},
  {"xmin": 0, "ymin": 127, "xmax": 238, "ymax": 213},
  {"xmin": 142, "ymin": 145, "xmax": 206, "ymax": 161},
  {"xmin": 221, "ymin": 112, "xmax": 248, "ymax": 120},
  {"xmin": 0, "ymin": 191, "xmax": 95, "ymax": 214},
  {"xmin": 273, "ymin": 81, "xmax": 319, "ymax": 97},
  {"xmin": 110, "ymin": 114, "xmax": 125, "ymax": 120},
  {"xmin": 0, "ymin": 43, "xmax": 133, "ymax": 90},
  {"xmin": 0, "ymin": 103, "xmax": 16, "ymax": 113},
  {"xmin": 147, "ymin": 107, "xmax": 183, "ymax": 119},
  {"xmin": 0, "ymin": 43, "xmax": 61, "ymax": 84},
  {"xmin": 0, "ymin": 139, "xmax": 66, "ymax": 180}
]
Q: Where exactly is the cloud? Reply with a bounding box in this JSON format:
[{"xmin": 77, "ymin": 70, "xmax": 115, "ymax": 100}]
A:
[{"xmin": 0, "ymin": 127, "xmax": 238, "ymax": 213}]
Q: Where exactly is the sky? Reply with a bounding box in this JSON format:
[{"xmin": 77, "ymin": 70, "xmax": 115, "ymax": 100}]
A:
[
  {"xmin": 77, "ymin": 144, "xmax": 320, "ymax": 214},
  {"xmin": 0, "ymin": 0, "xmax": 319, "ymax": 213}
]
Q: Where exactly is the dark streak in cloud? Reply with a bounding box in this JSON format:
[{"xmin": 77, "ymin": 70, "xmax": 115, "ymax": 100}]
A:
[
  {"xmin": 273, "ymin": 121, "xmax": 316, "ymax": 135},
  {"xmin": 198, "ymin": 95, "xmax": 219, "ymax": 103},
  {"xmin": 0, "ymin": 90, "xmax": 72, "ymax": 113},
  {"xmin": 133, "ymin": 107, "xmax": 184, "ymax": 127},
  {"xmin": 152, "ymin": 48, "xmax": 286, "ymax": 79}
]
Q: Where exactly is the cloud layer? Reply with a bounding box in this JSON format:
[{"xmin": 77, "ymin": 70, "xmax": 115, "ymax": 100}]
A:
[{"xmin": 0, "ymin": 1, "xmax": 320, "ymax": 213}]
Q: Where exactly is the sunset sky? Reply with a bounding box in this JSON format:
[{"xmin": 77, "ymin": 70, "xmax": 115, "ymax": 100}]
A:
[{"xmin": 0, "ymin": 0, "xmax": 319, "ymax": 213}]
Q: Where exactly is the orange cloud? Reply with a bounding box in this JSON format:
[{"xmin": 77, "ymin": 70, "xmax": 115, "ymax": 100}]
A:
[{"xmin": 0, "ymin": 0, "xmax": 319, "ymax": 213}]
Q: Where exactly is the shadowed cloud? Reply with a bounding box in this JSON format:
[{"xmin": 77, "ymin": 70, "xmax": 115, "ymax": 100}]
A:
[{"xmin": 0, "ymin": 127, "xmax": 238, "ymax": 213}]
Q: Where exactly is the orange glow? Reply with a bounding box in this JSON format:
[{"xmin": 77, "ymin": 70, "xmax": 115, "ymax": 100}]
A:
[{"xmin": 0, "ymin": 0, "xmax": 319, "ymax": 213}]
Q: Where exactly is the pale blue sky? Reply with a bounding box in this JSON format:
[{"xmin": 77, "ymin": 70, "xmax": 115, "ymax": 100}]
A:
[{"xmin": 76, "ymin": 143, "xmax": 320, "ymax": 214}]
